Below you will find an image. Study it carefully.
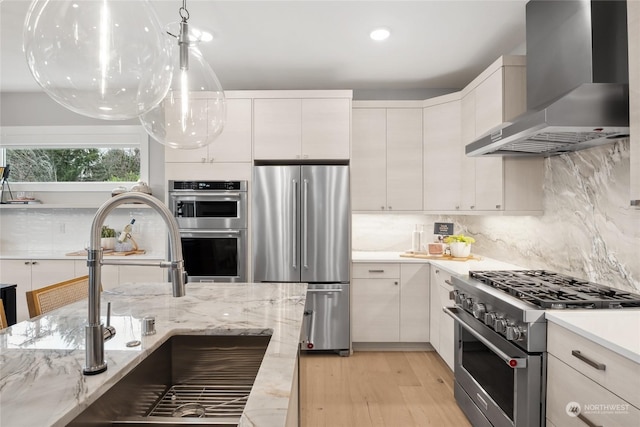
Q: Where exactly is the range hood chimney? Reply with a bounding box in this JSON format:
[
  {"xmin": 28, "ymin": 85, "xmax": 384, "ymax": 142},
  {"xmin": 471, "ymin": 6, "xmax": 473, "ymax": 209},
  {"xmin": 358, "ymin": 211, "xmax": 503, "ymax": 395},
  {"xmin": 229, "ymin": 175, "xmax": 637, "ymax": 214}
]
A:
[{"xmin": 466, "ymin": 0, "xmax": 629, "ymax": 157}]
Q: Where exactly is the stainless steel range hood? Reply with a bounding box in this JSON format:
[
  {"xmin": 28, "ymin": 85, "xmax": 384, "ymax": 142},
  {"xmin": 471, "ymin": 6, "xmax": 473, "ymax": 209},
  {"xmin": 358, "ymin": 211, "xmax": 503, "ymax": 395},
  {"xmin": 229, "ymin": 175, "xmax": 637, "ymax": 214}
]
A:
[{"xmin": 466, "ymin": 0, "xmax": 629, "ymax": 157}]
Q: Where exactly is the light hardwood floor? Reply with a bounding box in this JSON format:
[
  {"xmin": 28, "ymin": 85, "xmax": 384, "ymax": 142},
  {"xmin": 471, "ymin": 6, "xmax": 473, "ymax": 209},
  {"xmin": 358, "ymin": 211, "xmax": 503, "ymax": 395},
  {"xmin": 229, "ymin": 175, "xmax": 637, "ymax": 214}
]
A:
[{"xmin": 300, "ymin": 351, "xmax": 471, "ymax": 427}]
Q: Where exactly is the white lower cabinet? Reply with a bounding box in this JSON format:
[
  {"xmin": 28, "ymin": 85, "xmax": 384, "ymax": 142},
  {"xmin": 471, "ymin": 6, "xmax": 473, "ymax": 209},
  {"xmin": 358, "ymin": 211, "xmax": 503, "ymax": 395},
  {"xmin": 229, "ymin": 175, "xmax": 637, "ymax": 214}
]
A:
[
  {"xmin": 352, "ymin": 262, "xmax": 429, "ymax": 344},
  {"xmin": 0, "ymin": 259, "xmax": 76, "ymax": 322},
  {"xmin": 546, "ymin": 322, "xmax": 640, "ymax": 427},
  {"xmin": 74, "ymin": 260, "xmax": 165, "ymax": 291},
  {"xmin": 429, "ymin": 267, "xmax": 455, "ymax": 371}
]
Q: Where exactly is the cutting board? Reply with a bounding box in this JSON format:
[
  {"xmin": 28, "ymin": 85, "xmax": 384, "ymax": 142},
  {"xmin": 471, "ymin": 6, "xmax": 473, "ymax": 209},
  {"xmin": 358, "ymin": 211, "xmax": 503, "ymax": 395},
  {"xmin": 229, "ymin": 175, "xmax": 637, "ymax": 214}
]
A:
[
  {"xmin": 66, "ymin": 249, "xmax": 146, "ymax": 256},
  {"xmin": 400, "ymin": 252, "xmax": 482, "ymax": 262}
]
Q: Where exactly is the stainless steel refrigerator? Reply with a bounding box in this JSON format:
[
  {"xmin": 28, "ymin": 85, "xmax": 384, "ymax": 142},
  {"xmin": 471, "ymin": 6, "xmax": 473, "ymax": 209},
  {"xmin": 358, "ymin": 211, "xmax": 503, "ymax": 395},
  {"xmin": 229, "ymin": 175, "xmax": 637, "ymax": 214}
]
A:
[{"xmin": 252, "ymin": 165, "xmax": 350, "ymax": 354}]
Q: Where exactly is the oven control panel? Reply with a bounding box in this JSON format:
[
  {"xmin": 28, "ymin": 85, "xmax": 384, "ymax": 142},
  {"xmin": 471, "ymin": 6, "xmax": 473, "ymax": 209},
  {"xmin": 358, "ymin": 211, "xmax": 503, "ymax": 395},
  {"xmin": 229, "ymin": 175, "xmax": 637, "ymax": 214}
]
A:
[
  {"xmin": 170, "ymin": 180, "xmax": 246, "ymax": 191},
  {"xmin": 454, "ymin": 290, "xmax": 529, "ymax": 344}
]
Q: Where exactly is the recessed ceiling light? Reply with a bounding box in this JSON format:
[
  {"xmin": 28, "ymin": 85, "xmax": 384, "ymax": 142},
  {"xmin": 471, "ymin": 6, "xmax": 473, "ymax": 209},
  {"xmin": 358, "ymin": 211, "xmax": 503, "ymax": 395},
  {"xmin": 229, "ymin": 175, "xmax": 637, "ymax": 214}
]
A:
[{"xmin": 370, "ymin": 28, "xmax": 390, "ymax": 41}]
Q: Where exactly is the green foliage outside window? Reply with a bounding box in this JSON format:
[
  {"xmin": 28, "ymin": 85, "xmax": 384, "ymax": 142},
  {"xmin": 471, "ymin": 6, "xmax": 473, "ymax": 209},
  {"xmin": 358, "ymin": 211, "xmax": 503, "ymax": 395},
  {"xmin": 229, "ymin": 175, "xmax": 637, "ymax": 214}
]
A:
[{"xmin": 6, "ymin": 147, "xmax": 140, "ymax": 182}]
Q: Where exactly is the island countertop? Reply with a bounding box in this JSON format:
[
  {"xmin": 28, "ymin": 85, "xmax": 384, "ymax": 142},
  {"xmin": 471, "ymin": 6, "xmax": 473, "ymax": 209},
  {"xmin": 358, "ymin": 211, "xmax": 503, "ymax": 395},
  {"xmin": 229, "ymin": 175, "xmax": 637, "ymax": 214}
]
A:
[{"xmin": 0, "ymin": 281, "xmax": 307, "ymax": 427}]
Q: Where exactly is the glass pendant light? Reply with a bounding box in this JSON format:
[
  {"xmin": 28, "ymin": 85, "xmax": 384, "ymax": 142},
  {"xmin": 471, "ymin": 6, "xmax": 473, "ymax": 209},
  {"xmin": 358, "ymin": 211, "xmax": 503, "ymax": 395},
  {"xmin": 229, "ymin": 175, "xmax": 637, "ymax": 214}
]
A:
[
  {"xmin": 139, "ymin": 1, "xmax": 226, "ymax": 150},
  {"xmin": 23, "ymin": 0, "xmax": 173, "ymax": 120}
]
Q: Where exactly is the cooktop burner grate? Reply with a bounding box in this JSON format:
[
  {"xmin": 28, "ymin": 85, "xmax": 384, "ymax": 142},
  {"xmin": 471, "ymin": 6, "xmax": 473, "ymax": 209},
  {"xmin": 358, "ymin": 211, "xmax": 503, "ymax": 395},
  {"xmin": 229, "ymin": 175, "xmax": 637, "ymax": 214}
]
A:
[{"xmin": 470, "ymin": 270, "xmax": 640, "ymax": 309}]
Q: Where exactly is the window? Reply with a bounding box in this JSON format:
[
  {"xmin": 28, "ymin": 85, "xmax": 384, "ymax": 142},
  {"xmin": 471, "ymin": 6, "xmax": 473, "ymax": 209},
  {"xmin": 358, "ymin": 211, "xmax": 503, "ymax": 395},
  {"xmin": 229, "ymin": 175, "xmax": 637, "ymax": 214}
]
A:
[
  {"xmin": 6, "ymin": 147, "xmax": 140, "ymax": 183},
  {"xmin": 0, "ymin": 125, "xmax": 149, "ymax": 192}
]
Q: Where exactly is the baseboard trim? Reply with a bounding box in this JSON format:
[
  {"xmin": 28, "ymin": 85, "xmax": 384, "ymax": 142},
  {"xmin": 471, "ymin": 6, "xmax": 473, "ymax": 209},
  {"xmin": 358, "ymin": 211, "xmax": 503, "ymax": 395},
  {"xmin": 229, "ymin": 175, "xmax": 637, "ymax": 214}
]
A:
[{"xmin": 352, "ymin": 342, "xmax": 434, "ymax": 352}]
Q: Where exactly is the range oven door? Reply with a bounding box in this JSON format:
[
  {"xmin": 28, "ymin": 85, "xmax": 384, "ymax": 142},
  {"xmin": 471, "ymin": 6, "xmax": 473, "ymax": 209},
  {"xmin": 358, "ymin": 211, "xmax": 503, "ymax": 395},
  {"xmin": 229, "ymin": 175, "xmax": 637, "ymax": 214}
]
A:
[
  {"xmin": 179, "ymin": 230, "xmax": 247, "ymax": 283},
  {"xmin": 170, "ymin": 192, "xmax": 247, "ymax": 230},
  {"xmin": 444, "ymin": 307, "xmax": 544, "ymax": 427}
]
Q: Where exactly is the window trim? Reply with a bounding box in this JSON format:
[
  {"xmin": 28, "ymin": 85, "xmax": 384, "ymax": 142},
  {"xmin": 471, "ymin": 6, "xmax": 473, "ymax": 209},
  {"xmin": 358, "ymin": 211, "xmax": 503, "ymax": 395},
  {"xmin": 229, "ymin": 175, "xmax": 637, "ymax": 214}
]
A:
[{"xmin": 0, "ymin": 125, "xmax": 149, "ymax": 192}]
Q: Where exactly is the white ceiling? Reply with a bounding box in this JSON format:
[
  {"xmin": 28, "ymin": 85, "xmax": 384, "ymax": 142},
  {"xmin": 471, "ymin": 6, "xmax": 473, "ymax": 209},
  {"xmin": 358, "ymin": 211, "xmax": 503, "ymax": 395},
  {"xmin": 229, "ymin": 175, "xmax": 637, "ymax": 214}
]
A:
[{"xmin": 0, "ymin": 0, "xmax": 528, "ymax": 97}]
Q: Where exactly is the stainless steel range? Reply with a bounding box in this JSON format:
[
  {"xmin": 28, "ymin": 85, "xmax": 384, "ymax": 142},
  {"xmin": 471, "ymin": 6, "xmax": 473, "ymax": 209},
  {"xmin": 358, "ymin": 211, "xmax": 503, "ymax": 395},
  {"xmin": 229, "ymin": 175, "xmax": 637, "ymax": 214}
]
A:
[{"xmin": 445, "ymin": 270, "xmax": 640, "ymax": 427}]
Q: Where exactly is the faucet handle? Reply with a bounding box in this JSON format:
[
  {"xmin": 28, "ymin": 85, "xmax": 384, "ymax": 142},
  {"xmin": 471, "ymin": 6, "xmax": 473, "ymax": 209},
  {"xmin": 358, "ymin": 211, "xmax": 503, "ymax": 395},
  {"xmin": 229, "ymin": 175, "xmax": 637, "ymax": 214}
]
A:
[{"xmin": 103, "ymin": 302, "xmax": 116, "ymax": 341}]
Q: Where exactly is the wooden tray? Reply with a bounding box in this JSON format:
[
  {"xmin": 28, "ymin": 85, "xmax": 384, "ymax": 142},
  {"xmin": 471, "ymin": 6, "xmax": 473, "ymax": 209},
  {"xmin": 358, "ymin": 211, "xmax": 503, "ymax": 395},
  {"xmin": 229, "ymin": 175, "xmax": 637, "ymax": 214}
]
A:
[
  {"xmin": 66, "ymin": 249, "xmax": 146, "ymax": 256},
  {"xmin": 400, "ymin": 252, "xmax": 482, "ymax": 262}
]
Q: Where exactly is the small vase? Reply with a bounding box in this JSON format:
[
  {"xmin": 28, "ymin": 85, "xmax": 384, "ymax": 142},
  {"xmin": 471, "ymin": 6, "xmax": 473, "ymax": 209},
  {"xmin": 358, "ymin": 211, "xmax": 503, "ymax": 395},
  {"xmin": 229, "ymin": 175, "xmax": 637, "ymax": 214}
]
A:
[
  {"xmin": 101, "ymin": 237, "xmax": 116, "ymax": 250},
  {"xmin": 450, "ymin": 242, "xmax": 471, "ymax": 258}
]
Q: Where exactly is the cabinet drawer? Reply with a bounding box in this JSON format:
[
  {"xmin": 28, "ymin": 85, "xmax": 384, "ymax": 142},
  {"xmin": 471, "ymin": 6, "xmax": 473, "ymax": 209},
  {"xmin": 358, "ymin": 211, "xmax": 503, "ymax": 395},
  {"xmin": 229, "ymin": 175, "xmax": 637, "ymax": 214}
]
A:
[
  {"xmin": 547, "ymin": 322, "xmax": 640, "ymax": 408},
  {"xmin": 352, "ymin": 263, "xmax": 400, "ymax": 279},
  {"xmin": 547, "ymin": 354, "xmax": 640, "ymax": 427}
]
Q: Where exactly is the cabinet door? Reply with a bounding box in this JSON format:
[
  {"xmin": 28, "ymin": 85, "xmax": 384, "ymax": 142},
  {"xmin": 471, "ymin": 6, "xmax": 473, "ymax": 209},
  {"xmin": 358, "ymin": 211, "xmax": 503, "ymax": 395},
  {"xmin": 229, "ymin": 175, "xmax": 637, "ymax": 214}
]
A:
[
  {"xmin": 301, "ymin": 98, "xmax": 350, "ymax": 159},
  {"xmin": 474, "ymin": 69, "xmax": 503, "ymax": 137},
  {"xmin": 474, "ymin": 158, "xmax": 504, "ymax": 211},
  {"xmin": 423, "ymin": 100, "xmax": 462, "ymax": 211},
  {"xmin": 429, "ymin": 268, "xmax": 442, "ymax": 351},
  {"xmin": 163, "ymin": 98, "xmax": 209, "ymax": 163},
  {"xmin": 438, "ymin": 282, "xmax": 455, "ymax": 371},
  {"xmin": 119, "ymin": 265, "xmax": 165, "ymax": 284},
  {"xmin": 630, "ymin": 0, "xmax": 640, "ymax": 203},
  {"xmin": 399, "ymin": 264, "xmax": 429, "ymax": 342},
  {"xmin": 0, "ymin": 260, "xmax": 32, "ymax": 323},
  {"xmin": 351, "ymin": 278, "xmax": 400, "ymax": 342},
  {"xmin": 386, "ymin": 108, "xmax": 423, "ymax": 211},
  {"xmin": 74, "ymin": 260, "xmax": 119, "ymax": 291},
  {"xmin": 351, "ymin": 108, "xmax": 387, "ymax": 211},
  {"xmin": 208, "ymin": 98, "xmax": 252, "ymax": 162},
  {"xmin": 253, "ymin": 98, "xmax": 302, "ymax": 160},
  {"xmin": 431, "ymin": 267, "xmax": 455, "ymax": 371},
  {"xmin": 31, "ymin": 260, "xmax": 76, "ymax": 289},
  {"xmin": 460, "ymin": 92, "xmax": 476, "ymax": 210}
]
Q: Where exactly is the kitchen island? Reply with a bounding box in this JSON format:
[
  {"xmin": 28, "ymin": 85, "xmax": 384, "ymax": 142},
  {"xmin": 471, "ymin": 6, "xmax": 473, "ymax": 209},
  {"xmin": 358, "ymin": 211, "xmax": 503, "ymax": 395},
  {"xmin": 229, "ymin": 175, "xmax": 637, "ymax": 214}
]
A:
[{"xmin": 0, "ymin": 281, "xmax": 307, "ymax": 427}]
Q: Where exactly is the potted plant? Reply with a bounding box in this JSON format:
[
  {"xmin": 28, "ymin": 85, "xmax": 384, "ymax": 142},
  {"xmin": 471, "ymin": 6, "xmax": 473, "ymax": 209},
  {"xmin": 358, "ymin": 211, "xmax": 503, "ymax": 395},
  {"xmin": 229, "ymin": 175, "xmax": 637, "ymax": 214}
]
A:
[
  {"xmin": 100, "ymin": 225, "xmax": 116, "ymax": 250},
  {"xmin": 444, "ymin": 234, "xmax": 475, "ymax": 258}
]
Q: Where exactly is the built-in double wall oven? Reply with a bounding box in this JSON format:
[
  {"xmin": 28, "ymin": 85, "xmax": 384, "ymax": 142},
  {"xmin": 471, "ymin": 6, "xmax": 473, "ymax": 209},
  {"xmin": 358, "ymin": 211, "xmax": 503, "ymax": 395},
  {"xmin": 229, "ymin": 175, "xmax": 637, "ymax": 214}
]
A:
[{"xmin": 168, "ymin": 180, "xmax": 247, "ymax": 283}]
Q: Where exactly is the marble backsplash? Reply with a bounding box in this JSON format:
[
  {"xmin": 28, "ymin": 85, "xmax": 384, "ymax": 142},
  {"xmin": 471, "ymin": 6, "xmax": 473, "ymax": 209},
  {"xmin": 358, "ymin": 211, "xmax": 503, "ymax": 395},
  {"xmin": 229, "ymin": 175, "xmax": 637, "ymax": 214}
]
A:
[{"xmin": 354, "ymin": 140, "xmax": 640, "ymax": 292}]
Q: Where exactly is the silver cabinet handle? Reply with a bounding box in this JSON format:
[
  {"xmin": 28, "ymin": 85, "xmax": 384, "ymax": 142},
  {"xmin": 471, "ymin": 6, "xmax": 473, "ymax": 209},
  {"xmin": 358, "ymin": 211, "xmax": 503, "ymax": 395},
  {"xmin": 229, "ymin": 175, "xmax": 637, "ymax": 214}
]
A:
[
  {"xmin": 572, "ymin": 350, "xmax": 606, "ymax": 371},
  {"xmin": 368, "ymin": 269, "xmax": 385, "ymax": 273},
  {"xmin": 577, "ymin": 413, "xmax": 603, "ymax": 427},
  {"xmin": 444, "ymin": 279, "xmax": 453, "ymax": 286},
  {"xmin": 302, "ymin": 178, "xmax": 309, "ymax": 269},
  {"xmin": 292, "ymin": 179, "xmax": 298, "ymax": 270}
]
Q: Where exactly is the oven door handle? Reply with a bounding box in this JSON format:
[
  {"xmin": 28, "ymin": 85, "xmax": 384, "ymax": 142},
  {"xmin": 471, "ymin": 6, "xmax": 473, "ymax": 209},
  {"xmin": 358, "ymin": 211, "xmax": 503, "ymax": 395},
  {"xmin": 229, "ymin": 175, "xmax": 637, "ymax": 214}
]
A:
[
  {"xmin": 180, "ymin": 230, "xmax": 241, "ymax": 235},
  {"xmin": 443, "ymin": 307, "xmax": 528, "ymax": 369}
]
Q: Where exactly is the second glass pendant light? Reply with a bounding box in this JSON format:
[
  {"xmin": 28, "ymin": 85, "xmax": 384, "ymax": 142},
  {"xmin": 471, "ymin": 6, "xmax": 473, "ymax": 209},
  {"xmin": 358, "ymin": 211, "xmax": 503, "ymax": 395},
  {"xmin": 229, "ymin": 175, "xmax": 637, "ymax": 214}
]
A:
[{"xmin": 139, "ymin": 1, "xmax": 226, "ymax": 150}]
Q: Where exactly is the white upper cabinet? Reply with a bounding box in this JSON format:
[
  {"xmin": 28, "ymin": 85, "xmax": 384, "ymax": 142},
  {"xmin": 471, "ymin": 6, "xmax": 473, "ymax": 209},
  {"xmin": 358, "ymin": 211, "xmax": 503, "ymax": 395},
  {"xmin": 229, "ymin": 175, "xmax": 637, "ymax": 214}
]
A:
[
  {"xmin": 386, "ymin": 108, "xmax": 423, "ymax": 211},
  {"xmin": 352, "ymin": 103, "xmax": 423, "ymax": 212},
  {"xmin": 301, "ymin": 98, "xmax": 351, "ymax": 159},
  {"xmin": 460, "ymin": 56, "xmax": 543, "ymax": 213},
  {"xmin": 351, "ymin": 108, "xmax": 387, "ymax": 211},
  {"xmin": 253, "ymin": 93, "xmax": 351, "ymax": 160},
  {"xmin": 165, "ymin": 97, "xmax": 252, "ymax": 163},
  {"xmin": 629, "ymin": 0, "xmax": 640, "ymax": 206},
  {"xmin": 423, "ymin": 94, "xmax": 462, "ymax": 211}
]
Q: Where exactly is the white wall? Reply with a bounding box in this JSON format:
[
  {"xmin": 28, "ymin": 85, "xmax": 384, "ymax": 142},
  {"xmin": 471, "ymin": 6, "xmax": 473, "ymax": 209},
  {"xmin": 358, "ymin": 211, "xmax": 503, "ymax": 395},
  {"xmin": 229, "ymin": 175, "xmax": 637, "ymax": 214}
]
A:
[{"xmin": 354, "ymin": 140, "xmax": 640, "ymax": 292}]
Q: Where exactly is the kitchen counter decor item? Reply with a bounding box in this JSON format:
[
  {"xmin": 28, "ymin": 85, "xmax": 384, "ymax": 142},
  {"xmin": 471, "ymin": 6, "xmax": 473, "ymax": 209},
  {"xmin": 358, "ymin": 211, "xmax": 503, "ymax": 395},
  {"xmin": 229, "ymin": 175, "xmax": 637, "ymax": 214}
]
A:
[
  {"xmin": 100, "ymin": 226, "xmax": 117, "ymax": 250},
  {"xmin": 411, "ymin": 224, "xmax": 425, "ymax": 252},
  {"xmin": 444, "ymin": 234, "xmax": 475, "ymax": 258}
]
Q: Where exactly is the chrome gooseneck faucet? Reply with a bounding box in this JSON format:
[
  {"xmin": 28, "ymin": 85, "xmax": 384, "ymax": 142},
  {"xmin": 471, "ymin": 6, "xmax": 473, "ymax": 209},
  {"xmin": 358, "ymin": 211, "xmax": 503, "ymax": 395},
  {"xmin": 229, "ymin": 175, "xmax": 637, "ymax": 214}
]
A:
[{"xmin": 83, "ymin": 192, "xmax": 186, "ymax": 375}]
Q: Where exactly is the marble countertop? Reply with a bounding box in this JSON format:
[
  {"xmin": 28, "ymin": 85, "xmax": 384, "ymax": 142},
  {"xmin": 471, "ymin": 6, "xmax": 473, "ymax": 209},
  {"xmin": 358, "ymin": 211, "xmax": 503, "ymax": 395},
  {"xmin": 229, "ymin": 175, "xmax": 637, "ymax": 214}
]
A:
[
  {"xmin": 352, "ymin": 250, "xmax": 525, "ymax": 276},
  {"xmin": 0, "ymin": 281, "xmax": 307, "ymax": 427},
  {"xmin": 546, "ymin": 310, "xmax": 640, "ymax": 363}
]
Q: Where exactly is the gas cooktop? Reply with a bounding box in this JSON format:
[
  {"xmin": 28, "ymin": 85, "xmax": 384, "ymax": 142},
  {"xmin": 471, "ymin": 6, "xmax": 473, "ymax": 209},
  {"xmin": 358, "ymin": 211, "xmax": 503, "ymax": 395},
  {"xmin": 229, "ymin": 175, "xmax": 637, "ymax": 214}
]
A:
[{"xmin": 469, "ymin": 270, "xmax": 640, "ymax": 309}]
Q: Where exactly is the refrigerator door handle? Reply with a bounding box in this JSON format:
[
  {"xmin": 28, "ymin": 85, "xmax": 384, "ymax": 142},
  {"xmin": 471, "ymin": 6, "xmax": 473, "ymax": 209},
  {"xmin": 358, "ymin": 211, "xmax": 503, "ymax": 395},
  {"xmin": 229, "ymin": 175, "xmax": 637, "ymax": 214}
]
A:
[
  {"xmin": 292, "ymin": 179, "xmax": 298, "ymax": 270},
  {"xmin": 302, "ymin": 178, "xmax": 309, "ymax": 269}
]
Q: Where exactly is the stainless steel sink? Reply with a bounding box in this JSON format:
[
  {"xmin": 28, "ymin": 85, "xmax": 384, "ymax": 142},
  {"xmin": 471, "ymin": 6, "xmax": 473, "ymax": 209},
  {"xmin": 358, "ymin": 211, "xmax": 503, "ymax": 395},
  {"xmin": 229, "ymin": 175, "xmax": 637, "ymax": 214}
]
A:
[{"xmin": 68, "ymin": 335, "xmax": 271, "ymax": 427}]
